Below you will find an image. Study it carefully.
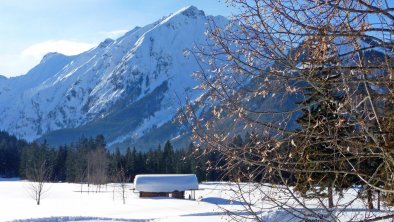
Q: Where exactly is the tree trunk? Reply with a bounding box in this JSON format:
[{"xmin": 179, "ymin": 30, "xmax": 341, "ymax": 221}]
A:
[
  {"xmin": 367, "ymin": 189, "xmax": 374, "ymax": 209},
  {"xmin": 328, "ymin": 186, "xmax": 334, "ymax": 208},
  {"xmin": 377, "ymin": 190, "xmax": 381, "ymax": 211}
]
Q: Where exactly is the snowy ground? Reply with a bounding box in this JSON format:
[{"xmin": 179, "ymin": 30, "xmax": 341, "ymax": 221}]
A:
[
  {"xmin": 0, "ymin": 179, "xmax": 393, "ymax": 222},
  {"xmin": 0, "ymin": 179, "xmax": 243, "ymax": 222}
]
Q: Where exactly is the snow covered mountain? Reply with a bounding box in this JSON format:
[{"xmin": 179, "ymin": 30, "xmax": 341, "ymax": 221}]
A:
[{"xmin": 0, "ymin": 6, "xmax": 227, "ymax": 150}]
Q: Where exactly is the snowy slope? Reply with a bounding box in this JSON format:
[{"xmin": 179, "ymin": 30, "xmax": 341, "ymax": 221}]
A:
[{"xmin": 0, "ymin": 6, "xmax": 227, "ymax": 148}]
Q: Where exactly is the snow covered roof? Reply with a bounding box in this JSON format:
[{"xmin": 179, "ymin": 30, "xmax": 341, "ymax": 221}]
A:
[{"xmin": 134, "ymin": 174, "xmax": 198, "ymax": 192}]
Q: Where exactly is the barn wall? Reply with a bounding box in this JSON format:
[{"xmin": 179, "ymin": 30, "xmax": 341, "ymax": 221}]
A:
[
  {"xmin": 140, "ymin": 192, "xmax": 169, "ymax": 198},
  {"xmin": 139, "ymin": 191, "xmax": 186, "ymax": 199},
  {"xmin": 171, "ymin": 191, "xmax": 185, "ymax": 199}
]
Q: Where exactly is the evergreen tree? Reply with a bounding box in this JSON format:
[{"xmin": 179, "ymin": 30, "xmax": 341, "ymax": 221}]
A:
[
  {"xmin": 52, "ymin": 146, "xmax": 68, "ymax": 181},
  {"xmin": 162, "ymin": 141, "xmax": 175, "ymax": 174},
  {"xmin": 292, "ymin": 32, "xmax": 356, "ymax": 208},
  {"xmin": 124, "ymin": 147, "xmax": 137, "ymax": 178},
  {"xmin": 0, "ymin": 131, "xmax": 26, "ymax": 177}
]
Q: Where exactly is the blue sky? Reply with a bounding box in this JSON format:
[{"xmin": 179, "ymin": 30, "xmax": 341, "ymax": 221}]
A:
[{"xmin": 0, "ymin": 0, "xmax": 233, "ymax": 77}]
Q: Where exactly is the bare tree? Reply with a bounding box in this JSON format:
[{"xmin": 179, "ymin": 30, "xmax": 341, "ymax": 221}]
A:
[
  {"xmin": 87, "ymin": 147, "xmax": 109, "ymax": 192},
  {"xmin": 77, "ymin": 168, "xmax": 87, "ymax": 194},
  {"xmin": 185, "ymin": 0, "xmax": 394, "ymax": 221},
  {"xmin": 27, "ymin": 160, "xmax": 51, "ymax": 205},
  {"xmin": 116, "ymin": 167, "xmax": 131, "ymax": 204}
]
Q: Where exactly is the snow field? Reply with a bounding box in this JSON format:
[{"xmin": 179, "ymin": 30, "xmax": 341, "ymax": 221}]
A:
[
  {"xmin": 0, "ymin": 180, "xmax": 234, "ymax": 222},
  {"xmin": 1, "ymin": 180, "xmax": 393, "ymax": 222}
]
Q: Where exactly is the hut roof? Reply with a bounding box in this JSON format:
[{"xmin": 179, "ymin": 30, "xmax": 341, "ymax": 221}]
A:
[{"xmin": 134, "ymin": 174, "xmax": 198, "ymax": 192}]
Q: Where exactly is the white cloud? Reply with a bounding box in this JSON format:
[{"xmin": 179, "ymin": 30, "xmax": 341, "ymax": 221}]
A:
[
  {"xmin": 22, "ymin": 40, "xmax": 96, "ymax": 60},
  {"xmin": 0, "ymin": 54, "xmax": 35, "ymax": 77},
  {"xmin": 0, "ymin": 40, "xmax": 97, "ymax": 77},
  {"xmin": 101, "ymin": 29, "xmax": 128, "ymax": 39}
]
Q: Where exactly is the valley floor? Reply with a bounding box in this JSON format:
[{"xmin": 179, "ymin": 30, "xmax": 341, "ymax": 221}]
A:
[
  {"xmin": 0, "ymin": 179, "xmax": 393, "ymax": 222},
  {"xmin": 0, "ymin": 180, "xmax": 239, "ymax": 222}
]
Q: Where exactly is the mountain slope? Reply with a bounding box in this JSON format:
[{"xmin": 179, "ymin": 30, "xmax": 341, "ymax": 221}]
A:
[{"xmin": 0, "ymin": 6, "xmax": 227, "ymax": 150}]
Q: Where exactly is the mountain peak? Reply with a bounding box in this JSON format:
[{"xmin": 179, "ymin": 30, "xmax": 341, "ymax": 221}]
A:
[
  {"xmin": 40, "ymin": 52, "xmax": 67, "ymax": 64},
  {"xmin": 98, "ymin": 38, "xmax": 114, "ymax": 48},
  {"xmin": 178, "ymin": 5, "xmax": 205, "ymax": 17},
  {"xmin": 156, "ymin": 6, "xmax": 206, "ymax": 28}
]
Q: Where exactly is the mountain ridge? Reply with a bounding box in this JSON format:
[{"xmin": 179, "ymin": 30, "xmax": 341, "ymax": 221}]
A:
[{"xmin": 0, "ymin": 6, "xmax": 227, "ymax": 151}]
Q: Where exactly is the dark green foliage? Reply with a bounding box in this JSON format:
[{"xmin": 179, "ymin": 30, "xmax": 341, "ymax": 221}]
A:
[
  {"xmin": 107, "ymin": 140, "xmax": 224, "ymax": 182},
  {"xmin": 0, "ymin": 131, "xmax": 27, "ymax": 177},
  {"xmin": 19, "ymin": 142, "xmax": 56, "ymax": 180},
  {"xmin": 162, "ymin": 141, "xmax": 174, "ymax": 173},
  {"xmin": 0, "ymin": 133, "xmax": 224, "ymax": 183},
  {"xmin": 52, "ymin": 147, "xmax": 67, "ymax": 181}
]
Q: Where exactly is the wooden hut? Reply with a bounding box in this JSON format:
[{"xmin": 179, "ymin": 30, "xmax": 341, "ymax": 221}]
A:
[{"xmin": 133, "ymin": 174, "xmax": 198, "ymax": 199}]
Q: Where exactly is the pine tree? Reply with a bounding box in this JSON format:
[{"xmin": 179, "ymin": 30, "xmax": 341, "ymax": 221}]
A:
[
  {"xmin": 162, "ymin": 141, "xmax": 175, "ymax": 174},
  {"xmin": 124, "ymin": 147, "xmax": 137, "ymax": 178},
  {"xmin": 292, "ymin": 30, "xmax": 356, "ymax": 208},
  {"xmin": 52, "ymin": 146, "xmax": 67, "ymax": 181}
]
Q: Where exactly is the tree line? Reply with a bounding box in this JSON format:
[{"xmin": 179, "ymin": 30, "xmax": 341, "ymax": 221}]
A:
[{"xmin": 0, "ymin": 131, "xmax": 227, "ymax": 183}]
